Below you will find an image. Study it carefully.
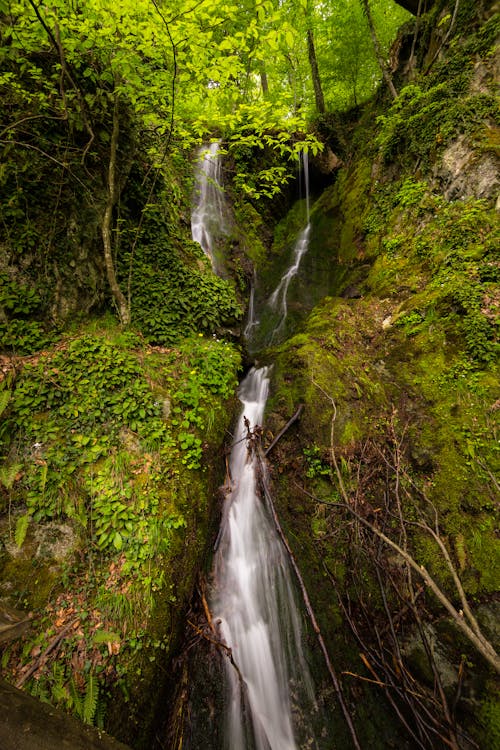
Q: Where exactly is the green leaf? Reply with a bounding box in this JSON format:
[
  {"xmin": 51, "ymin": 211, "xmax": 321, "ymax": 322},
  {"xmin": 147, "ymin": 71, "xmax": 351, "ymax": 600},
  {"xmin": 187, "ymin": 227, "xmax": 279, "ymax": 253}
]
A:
[
  {"xmin": 0, "ymin": 390, "xmax": 10, "ymax": 417},
  {"xmin": 113, "ymin": 531, "xmax": 123, "ymax": 550},
  {"xmin": 83, "ymin": 673, "xmax": 98, "ymax": 725},
  {"xmin": 0, "ymin": 462, "xmax": 22, "ymax": 489},
  {"xmin": 15, "ymin": 514, "xmax": 30, "ymax": 548},
  {"xmin": 92, "ymin": 630, "xmax": 121, "ymax": 645}
]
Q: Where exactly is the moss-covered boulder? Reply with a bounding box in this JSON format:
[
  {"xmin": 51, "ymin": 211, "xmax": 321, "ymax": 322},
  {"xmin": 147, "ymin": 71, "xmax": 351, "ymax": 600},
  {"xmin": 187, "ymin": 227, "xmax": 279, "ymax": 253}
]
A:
[{"xmin": 0, "ymin": 322, "xmax": 241, "ymax": 747}]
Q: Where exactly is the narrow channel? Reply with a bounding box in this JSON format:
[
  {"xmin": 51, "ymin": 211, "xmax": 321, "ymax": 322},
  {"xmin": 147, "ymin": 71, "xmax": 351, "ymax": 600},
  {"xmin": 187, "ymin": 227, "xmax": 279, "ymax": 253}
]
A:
[{"xmin": 190, "ymin": 142, "xmax": 323, "ymax": 749}]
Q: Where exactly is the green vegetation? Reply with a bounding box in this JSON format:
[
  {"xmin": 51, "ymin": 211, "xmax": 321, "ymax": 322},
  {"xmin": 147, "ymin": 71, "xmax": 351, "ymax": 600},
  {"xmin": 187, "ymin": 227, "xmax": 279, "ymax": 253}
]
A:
[
  {"xmin": 0, "ymin": 324, "xmax": 240, "ymax": 737},
  {"xmin": 1, "ymin": 0, "xmax": 499, "ymax": 746}
]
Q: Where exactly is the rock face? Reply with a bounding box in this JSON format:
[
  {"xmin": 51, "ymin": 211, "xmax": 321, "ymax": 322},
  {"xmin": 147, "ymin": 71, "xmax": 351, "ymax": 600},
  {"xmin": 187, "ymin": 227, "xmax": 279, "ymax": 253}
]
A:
[
  {"xmin": 433, "ymin": 127, "xmax": 500, "ymax": 202},
  {"xmin": 261, "ymin": 5, "xmax": 499, "ymax": 748},
  {"xmin": 312, "ymin": 145, "xmax": 342, "ymax": 175},
  {"xmin": 0, "ymin": 679, "xmax": 132, "ymax": 750}
]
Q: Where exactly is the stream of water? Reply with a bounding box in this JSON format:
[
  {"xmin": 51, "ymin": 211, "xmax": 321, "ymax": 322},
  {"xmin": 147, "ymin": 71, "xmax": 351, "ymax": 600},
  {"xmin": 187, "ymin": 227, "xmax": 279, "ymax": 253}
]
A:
[
  {"xmin": 191, "ymin": 141, "xmax": 227, "ymax": 273},
  {"xmin": 211, "ymin": 367, "xmax": 316, "ymax": 749},
  {"xmin": 191, "ymin": 145, "xmax": 319, "ymax": 748}
]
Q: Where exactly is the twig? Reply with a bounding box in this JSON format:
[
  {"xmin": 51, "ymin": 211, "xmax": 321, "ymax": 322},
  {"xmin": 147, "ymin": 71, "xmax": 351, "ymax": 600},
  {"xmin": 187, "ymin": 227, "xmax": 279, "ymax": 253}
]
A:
[
  {"xmin": 308, "ymin": 382, "xmax": 500, "ymax": 674},
  {"xmin": 425, "ymin": 0, "xmax": 461, "ymax": 74},
  {"xmin": 256, "ymin": 451, "xmax": 362, "ymax": 750},
  {"xmin": 16, "ymin": 618, "xmax": 78, "ymax": 688},
  {"xmin": 187, "ymin": 620, "xmax": 245, "ymax": 687},
  {"xmin": 264, "ymin": 404, "xmax": 303, "ymax": 456}
]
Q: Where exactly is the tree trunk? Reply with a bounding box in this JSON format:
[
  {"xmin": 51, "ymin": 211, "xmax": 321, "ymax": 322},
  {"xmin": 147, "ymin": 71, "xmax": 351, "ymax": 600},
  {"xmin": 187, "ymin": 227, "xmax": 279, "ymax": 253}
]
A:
[
  {"xmin": 260, "ymin": 68, "xmax": 269, "ymax": 97},
  {"xmin": 306, "ymin": 28, "xmax": 325, "ymax": 114},
  {"xmin": 102, "ymin": 95, "xmax": 130, "ymax": 326},
  {"xmin": 361, "ymin": 0, "xmax": 398, "ymax": 99}
]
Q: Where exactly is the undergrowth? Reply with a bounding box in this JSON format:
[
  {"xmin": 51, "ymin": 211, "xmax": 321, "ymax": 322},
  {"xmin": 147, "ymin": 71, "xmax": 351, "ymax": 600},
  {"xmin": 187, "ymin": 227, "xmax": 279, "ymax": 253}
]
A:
[{"xmin": 0, "ymin": 324, "xmax": 240, "ymax": 725}]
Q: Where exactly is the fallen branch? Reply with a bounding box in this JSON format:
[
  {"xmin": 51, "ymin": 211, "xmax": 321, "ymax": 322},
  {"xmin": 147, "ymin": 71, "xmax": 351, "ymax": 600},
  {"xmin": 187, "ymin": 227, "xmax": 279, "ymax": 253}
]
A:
[
  {"xmin": 342, "ymin": 669, "xmax": 426, "ymax": 700},
  {"xmin": 187, "ymin": 620, "xmax": 245, "ymax": 688},
  {"xmin": 264, "ymin": 404, "xmax": 304, "ymax": 457},
  {"xmin": 16, "ymin": 618, "xmax": 79, "ymax": 688},
  {"xmin": 309, "ymin": 381, "xmax": 500, "ymax": 675},
  {"xmin": 309, "ymin": 486, "xmax": 499, "ymax": 673}
]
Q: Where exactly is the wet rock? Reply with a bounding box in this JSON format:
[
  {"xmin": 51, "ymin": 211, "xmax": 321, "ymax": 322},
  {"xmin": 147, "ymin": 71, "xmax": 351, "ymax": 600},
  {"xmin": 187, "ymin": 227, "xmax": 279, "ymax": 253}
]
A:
[
  {"xmin": 0, "ymin": 678, "xmax": 131, "ymax": 750},
  {"xmin": 312, "ymin": 146, "xmax": 343, "ymax": 175}
]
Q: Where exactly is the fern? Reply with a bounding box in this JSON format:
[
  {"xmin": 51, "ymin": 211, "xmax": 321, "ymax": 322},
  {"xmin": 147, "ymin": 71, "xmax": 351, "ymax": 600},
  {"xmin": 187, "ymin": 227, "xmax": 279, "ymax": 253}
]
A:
[
  {"xmin": 50, "ymin": 663, "xmax": 68, "ymax": 706},
  {"xmin": 14, "ymin": 513, "xmax": 30, "ymax": 548},
  {"xmin": 51, "ymin": 681, "xmax": 69, "ymax": 705},
  {"xmin": 69, "ymin": 677, "xmax": 83, "ymax": 719},
  {"xmin": 0, "ymin": 390, "xmax": 10, "ymax": 417},
  {"xmin": 1, "ymin": 646, "xmax": 12, "ymax": 670},
  {"xmin": 83, "ymin": 673, "xmax": 99, "ymax": 725},
  {"xmin": 40, "ymin": 462, "xmax": 48, "ymax": 492},
  {"xmin": 30, "ymin": 677, "xmax": 50, "ymax": 704},
  {"xmin": 0, "ymin": 462, "xmax": 22, "ymax": 489},
  {"xmin": 95, "ymin": 695, "xmax": 106, "ymax": 729}
]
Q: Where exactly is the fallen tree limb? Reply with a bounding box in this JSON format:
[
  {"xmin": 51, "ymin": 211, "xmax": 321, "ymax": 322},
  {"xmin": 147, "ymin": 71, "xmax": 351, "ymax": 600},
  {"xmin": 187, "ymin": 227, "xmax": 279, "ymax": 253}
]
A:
[
  {"xmin": 16, "ymin": 618, "xmax": 79, "ymax": 688},
  {"xmin": 264, "ymin": 404, "xmax": 304, "ymax": 457},
  {"xmin": 187, "ymin": 620, "xmax": 245, "ymax": 688},
  {"xmin": 308, "ymin": 381, "xmax": 500, "ymax": 675},
  {"xmin": 300, "ymin": 482, "xmax": 500, "ymax": 674}
]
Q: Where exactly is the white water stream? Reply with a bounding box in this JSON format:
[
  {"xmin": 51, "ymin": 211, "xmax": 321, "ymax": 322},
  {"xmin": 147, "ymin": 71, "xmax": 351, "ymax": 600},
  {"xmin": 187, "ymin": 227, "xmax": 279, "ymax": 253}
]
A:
[
  {"xmin": 191, "ymin": 141, "xmax": 227, "ymax": 273},
  {"xmin": 211, "ymin": 368, "xmax": 315, "ymax": 749},
  {"xmin": 206, "ymin": 150, "xmax": 318, "ymax": 749},
  {"xmin": 267, "ymin": 151, "xmax": 311, "ymax": 340}
]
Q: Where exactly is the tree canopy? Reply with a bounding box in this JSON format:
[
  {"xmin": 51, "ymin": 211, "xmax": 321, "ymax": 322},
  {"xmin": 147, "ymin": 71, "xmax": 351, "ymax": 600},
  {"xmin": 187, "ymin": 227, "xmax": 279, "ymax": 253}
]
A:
[{"xmin": 1, "ymin": 0, "xmax": 410, "ymax": 160}]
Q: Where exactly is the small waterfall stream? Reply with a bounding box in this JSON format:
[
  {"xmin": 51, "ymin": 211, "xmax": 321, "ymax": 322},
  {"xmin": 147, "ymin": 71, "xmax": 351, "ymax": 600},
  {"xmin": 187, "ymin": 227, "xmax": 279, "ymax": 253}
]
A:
[
  {"xmin": 198, "ymin": 150, "xmax": 321, "ymax": 749},
  {"xmin": 267, "ymin": 151, "xmax": 311, "ymax": 341},
  {"xmin": 185, "ymin": 144, "xmax": 328, "ymax": 748},
  {"xmin": 211, "ymin": 368, "xmax": 316, "ymax": 749},
  {"xmin": 191, "ymin": 141, "xmax": 227, "ymax": 273}
]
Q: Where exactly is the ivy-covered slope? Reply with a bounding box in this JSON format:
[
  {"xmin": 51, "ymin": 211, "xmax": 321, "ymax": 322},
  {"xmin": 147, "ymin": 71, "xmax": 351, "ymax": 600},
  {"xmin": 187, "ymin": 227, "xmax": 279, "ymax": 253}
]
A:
[
  {"xmin": 264, "ymin": 4, "xmax": 499, "ymax": 748},
  {"xmin": 0, "ymin": 322, "xmax": 241, "ymax": 746}
]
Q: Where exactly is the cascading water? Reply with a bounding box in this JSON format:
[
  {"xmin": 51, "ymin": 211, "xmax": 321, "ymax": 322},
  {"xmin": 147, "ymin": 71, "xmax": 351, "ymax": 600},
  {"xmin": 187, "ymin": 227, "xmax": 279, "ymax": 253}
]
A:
[
  {"xmin": 243, "ymin": 273, "xmax": 259, "ymax": 339},
  {"xmin": 191, "ymin": 141, "xmax": 228, "ymax": 273},
  {"xmin": 211, "ymin": 368, "xmax": 316, "ymax": 749},
  {"xmin": 208, "ymin": 150, "xmax": 321, "ymax": 749},
  {"xmin": 267, "ymin": 152, "xmax": 311, "ymax": 341}
]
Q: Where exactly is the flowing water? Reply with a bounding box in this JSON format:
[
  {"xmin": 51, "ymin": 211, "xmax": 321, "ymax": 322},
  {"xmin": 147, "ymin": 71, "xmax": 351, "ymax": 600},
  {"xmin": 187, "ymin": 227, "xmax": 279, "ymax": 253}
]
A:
[
  {"xmin": 191, "ymin": 141, "xmax": 228, "ymax": 273},
  {"xmin": 210, "ymin": 368, "xmax": 316, "ymax": 749},
  {"xmin": 208, "ymin": 151, "xmax": 320, "ymax": 749},
  {"xmin": 267, "ymin": 223, "xmax": 311, "ymax": 341},
  {"xmin": 267, "ymin": 151, "xmax": 311, "ymax": 341},
  {"xmin": 243, "ymin": 273, "xmax": 259, "ymax": 339}
]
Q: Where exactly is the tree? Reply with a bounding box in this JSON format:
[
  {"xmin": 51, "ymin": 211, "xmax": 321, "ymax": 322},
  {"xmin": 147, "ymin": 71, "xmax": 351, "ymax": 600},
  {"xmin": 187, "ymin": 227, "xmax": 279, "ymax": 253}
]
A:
[{"xmin": 360, "ymin": 0, "xmax": 398, "ymax": 99}]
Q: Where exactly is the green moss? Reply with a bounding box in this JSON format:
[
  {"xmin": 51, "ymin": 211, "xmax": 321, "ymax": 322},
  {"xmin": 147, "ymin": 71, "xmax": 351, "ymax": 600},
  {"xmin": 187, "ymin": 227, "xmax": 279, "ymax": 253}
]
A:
[
  {"xmin": 0, "ymin": 321, "xmax": 240, "ymax": 739},
  {"xmin": 477, "ymin": 689, "xmax": 500, "ymax": 748},
  {"xmin": 233, "ymin": 200, "xmax": 268, "ymax": 269}
]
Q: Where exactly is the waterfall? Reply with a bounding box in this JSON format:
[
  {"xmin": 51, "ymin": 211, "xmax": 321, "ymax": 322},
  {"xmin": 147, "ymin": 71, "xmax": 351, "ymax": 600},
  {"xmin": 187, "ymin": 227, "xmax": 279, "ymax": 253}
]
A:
[
  {"xmin": 267, "ymin": 224, "xmax": 311, "ymax": 340},
  {"xmin": 266, "ymin": 151, "xmax": 311, "ymax": 341},
  {"xmin": 191, "ymin": 141, "xmax": 227, "ymax": 273},
  {"xmin": 207, "ymin": 148, "xmax": 319, "ymax": 749},
  {"xmin": 243, "ymin": 273, "xmax": 259, "ymax": 339},
  {"xmin": 211, "ymin": 368, "xmax": 316, "ymax": 749}
]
